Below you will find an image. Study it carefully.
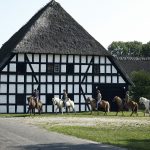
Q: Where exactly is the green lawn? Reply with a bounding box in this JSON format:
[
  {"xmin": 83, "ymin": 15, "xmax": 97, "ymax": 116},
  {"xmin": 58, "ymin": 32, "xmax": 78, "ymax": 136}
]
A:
[{"xmin": 0, "ymin": 111, "xmax": 150, "ymax": 150}]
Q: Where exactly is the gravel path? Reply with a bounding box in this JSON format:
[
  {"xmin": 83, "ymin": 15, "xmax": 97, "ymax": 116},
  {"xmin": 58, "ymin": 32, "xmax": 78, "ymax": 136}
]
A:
[
  {"xmin": 15, "ymin": 116, "xmax": 150, "ymax": 127},
  {"xmin": 0, "ymin": 117, "xmax": 130, "ymax": 150}
]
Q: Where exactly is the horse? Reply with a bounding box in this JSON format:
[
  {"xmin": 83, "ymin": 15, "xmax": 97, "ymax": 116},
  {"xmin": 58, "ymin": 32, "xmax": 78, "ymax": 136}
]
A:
[
  {"xmin": 124, "ymin": 99, "xmax": 138, "ymax": 116},
  {"xmin": 27, "ymin": 96, "xmax": 43, "ymax": 115},
  {"xmin": 139, "ymin": 97, "xmax": 150, "ymax": 116},
  {"xmin": 113, "ymin": 96, "xmax": 124, "ymax": 116},
  {"xmin": 85, "ymin": 97, "xmax": 110, "ymax": 115},
  {"xmin": 52, "ymin": 97, "xmax": 76, "ymax": 114}
]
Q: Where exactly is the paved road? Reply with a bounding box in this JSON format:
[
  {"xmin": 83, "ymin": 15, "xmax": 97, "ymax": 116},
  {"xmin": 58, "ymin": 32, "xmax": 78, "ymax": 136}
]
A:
[{"xmin": 0, "ymin": 118, "xmax": 127, "ymax": 150}]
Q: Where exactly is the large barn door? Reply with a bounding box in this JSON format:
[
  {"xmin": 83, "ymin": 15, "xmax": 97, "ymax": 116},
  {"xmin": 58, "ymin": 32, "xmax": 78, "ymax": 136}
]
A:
[{"xmin": 93, "ymin": 84, "xmax": 127, "ymax": 111}]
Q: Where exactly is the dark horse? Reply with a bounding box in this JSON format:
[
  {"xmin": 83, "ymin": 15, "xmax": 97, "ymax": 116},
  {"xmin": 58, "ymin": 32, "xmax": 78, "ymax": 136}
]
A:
[
  {"xmin": 124, "ymin": 99, "xmax": 138, "ymax": 116},
  {"xmin": 113, "ymin": 96, "xmax": 138, "ymax": 116},
  {"xmin": 27, "ymin": 96, "xmax": 43, "ymax": 115},
  {"xmin": 113, "ymin": 96, "xmax": 124, "ymax": 116},
  {"xmin": 86, "ymin": 97, "xmax": 110, "ymax": 115}
]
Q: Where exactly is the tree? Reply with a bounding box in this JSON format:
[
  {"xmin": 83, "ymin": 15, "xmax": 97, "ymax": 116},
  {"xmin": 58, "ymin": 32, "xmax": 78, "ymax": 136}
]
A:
[
  {"xmin": 108, "ymin": 41, "xmax": 143, "ymax": 57},
  {"xmin": 142, "ymin": 41, "xmax": 150, "ymax": 56},
  {"xmin": 130, "ymin": 71, "xmax": 150, "ymax": 100}
]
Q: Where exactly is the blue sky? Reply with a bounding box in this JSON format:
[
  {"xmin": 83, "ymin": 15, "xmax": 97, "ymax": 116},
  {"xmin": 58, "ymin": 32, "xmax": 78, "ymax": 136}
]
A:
[{"xmin": 0, "ymin": 0, "xmax": 150, "ymax": 49}]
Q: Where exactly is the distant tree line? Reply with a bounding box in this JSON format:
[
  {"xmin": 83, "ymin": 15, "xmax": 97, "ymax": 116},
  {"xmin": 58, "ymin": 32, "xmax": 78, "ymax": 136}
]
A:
[
  {"xmin": 108, "ymin": 41, "xmax": 150, "ymax": 57},
  {"xmin": 130, "ymin": 71, "xmax": 150, "ymax": 100}
]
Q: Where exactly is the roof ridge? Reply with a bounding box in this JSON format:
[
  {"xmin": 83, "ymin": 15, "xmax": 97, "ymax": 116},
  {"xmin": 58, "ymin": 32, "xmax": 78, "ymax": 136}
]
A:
[{"xmin": 116, "ymin": 56, "xmax": 150, "ymax": 61}]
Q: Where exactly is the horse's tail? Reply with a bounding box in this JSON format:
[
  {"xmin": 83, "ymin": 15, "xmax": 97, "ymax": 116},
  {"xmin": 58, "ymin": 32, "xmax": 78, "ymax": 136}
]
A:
[
  {"xmin": 134, "ymin": 103, "xmax": 138, "ymax": 113},
  {"xmin": 107, "ymin": 102, "xmax": 110, "ymax": 112}
]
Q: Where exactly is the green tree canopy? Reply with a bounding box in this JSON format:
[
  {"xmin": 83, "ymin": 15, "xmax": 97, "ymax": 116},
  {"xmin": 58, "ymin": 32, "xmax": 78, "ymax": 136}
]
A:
[
  {"xmin": 130, "ymin": 71, "xmax": 150, "ymax": 100},
  {"xmin": 108, "ymin": 41, "xmax": 150, "ymax": 57}
]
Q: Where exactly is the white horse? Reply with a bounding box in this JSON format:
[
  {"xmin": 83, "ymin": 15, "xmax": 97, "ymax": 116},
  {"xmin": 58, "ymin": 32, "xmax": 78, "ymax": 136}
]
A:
[
  {"xmin": 139, "ymin": 97, "xmax": 150, "ymax": 116},
  {"xmin": 52, "ymin": 97, "xmax": 76, "ymax": 114}
]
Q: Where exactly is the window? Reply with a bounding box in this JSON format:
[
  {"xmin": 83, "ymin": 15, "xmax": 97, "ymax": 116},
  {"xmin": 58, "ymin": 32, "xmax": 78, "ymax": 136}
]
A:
[
  {"xmin": 17, "ymin": 63, "xmax": 26, "ymax": 74},
  {"xmin": 46, "ymin": 94, "xmax": 54, "ymax": 105},
  {"xmin": 93, "ymin": 65, "xmax": 100, "ymax": 74},
  {"xmin": 66, "ymin": 64, "xmax": 74, "ymax": 74},
  {"xmin": 47, "ymin": 64, "xmax": 60, "ymax": 73},
  {"xmin": 16, "ymin": 94, "xmax": 25, "ymax": 105}
]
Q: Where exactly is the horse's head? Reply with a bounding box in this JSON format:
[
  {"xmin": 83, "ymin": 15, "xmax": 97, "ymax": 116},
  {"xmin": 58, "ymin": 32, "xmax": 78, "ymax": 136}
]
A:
[
  {"xmin": 139, "ymin": 97, "xmax": 145, "ymax": 104},
  {"xmin": 52, "ymin": 98, "xmax": 56, "ymax": 105},
  {"xmin": 113, "ymin": 96, "xmax": 122, "ymax": 104},
  {"xmin": 27, "ymin": 96, "xmax": 33, "ymax": 103}
]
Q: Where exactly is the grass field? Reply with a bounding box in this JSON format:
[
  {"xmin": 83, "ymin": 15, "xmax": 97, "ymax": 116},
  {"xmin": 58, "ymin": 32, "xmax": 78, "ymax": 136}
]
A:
[{"xmin": 0, "ymin": 111, "xmax": 150, "ymax": 150}]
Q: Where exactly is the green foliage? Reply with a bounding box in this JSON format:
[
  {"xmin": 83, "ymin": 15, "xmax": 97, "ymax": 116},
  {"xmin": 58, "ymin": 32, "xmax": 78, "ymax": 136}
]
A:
[
  {"xmin": 142, "ymin": 42, "xmax": 150, "ymax": 56},
  {"xmin": 130, "ymin": 71, "xmax": 150, "ymax": 99},
  {"xmin": 108, "ymin": 41, "xmax": 150, "ymax": 57},
  {"xmin": 45, "ymin": 121, "xmax": 150, "ymax": 150}
]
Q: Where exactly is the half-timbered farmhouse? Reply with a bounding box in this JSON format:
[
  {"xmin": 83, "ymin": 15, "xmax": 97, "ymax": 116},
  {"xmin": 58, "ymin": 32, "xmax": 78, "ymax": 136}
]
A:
[{"xmin": 0, "ymin": 0, "xmax": 132, "ymax": 113}]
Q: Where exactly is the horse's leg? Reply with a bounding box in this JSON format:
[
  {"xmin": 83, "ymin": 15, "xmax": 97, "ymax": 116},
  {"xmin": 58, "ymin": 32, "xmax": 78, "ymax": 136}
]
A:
[{"xmin": 61, "ymin": 106, "xmax": 63, "ymax": 115}]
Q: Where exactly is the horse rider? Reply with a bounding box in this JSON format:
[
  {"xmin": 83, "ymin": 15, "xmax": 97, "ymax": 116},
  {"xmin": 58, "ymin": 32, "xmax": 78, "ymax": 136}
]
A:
[
  {"xmin": 125, "ymin": 91, "xmax": 130, "ymax": 101},
  {"xmin": 32, "ymin": 89, "xmax": 39, "ymax": 107},
  {"xmin": 62, "ymin": 89, "xmax": 68, "ymax": 109},
  {"xmin": 96, "ymin": 90, "xmax": 102, "ymax": 110}
]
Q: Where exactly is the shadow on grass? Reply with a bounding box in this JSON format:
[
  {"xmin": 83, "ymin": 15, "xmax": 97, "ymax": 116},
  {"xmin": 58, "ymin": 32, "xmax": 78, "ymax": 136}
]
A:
[{"xmin": 124, "ymin": 139, "xmax": 150, "ymax": 150}]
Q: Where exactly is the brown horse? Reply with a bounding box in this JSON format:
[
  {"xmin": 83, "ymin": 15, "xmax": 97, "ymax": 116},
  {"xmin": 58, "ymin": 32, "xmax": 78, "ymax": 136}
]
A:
[
  {"xmin": 27, "ymin": 96, "xmax": 43, "ymax": 115},
  {"xmin": 113, "ymin": 96, "xmax": 124, "ymax": 116},
  {"xmin": 86, "ymin": 97, "xmax": 110, "ymax": 115},
  {"xmin": 124, "ymin": 99, "xmax": 138, "ymax": 116}
]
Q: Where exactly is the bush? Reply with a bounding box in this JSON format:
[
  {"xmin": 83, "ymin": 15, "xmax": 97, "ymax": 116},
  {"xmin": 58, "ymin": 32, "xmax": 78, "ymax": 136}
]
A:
[{"xmin": 130, "ymin": 71, "xmax": 150, "ymax": 100}]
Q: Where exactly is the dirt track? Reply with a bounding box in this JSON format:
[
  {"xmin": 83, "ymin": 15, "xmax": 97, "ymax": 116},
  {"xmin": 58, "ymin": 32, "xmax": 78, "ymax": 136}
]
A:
[{"xmin": 14, "ymin": 116, "xmax": 150, "ymax": 127}]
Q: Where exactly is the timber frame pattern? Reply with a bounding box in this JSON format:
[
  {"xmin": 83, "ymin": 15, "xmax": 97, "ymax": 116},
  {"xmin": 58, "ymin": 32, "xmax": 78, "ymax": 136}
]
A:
[{"xmin": 0, "ymin": 0, "xmax": 132, "ymax": 113}]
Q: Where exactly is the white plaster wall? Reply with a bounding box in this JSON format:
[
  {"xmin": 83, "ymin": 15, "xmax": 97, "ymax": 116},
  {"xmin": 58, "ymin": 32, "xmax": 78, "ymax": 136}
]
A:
[
  {"xmin": 100, "ymin": 56, "xmax": 105, "ymax": 64},
  {"xmin": 68, "ymin": 55, "xmax": 73, "ymax": 63},
  {"xmin": 47, "ymin": 75, "xmax": 52, "ymax": 82},
  {"xmin": 100, "ymin": 76, "xmax": 105, "ymax": 83},
  {"xmin": 81, "ymin": 56, "xmax": 86, "ymax": 63},
  {"xmin": 119, "ymin": 76, "xmax": 125, "ymax": 83},
  {"xmin": 0, "ymin": 84, "xmax": 7, "ymax": 93},
  {"xmin": 17, "ymin": 84, "xmax": 24, "ymax": 93},
  {"xmin": 61, "ymin": 55, "xmax": 66, "ymax": 63},
  {"xmin": 47, "ymin": 84, "xmax": 52, "ymax": 93},
  {"xmin": 41, "ymin": 64, "xmax": 46, "ymax": 72},
  {"xmin": 94, "ymin": 76, "xmax": 99, "ymax": 83},
  {"xmin": 94, "ymin": 56, "xmax": 99, "ymax": 64},
  {"xmin": 34, "ymin": 54, "xmax": 39, "ymax": 62},
  {"xmin": 18, "ymin": 54, "xmax": 24, "ymax": 62},
  {"xmin": 55, "ymin": 55, "xmax": 60, "ymax": 63},
  {"xmin": 81, "ymin": 65, "xmax": 88, "ymax": 73},
  {"xmin": 48, "ymin": 54, "xmax": 53, "ymax": 62},
  {"xmin": 26, "ymin": 85, "xmax": 32, "ymax": 93},
  {"xmin": 18, "ymin": 75, "xmax": 24, "ymax": 82},
  {"xmin": 100, "ymin": 65, "xmax": 105, "ymax": 73},
  {"xmin": 0, "ymin": 106, "xmax": 7, "ymax": 113},
  {"xmin": 61, "ymin": 65, "xmax": 66, "ymax": 72},
  {"xmin": 1, "ymin": 75, "xmax": 7, "ymax": 82},
  {"xmin": 27, "ymin": 54, "xmax": 32, "ymax": 62},
  {"xmin": 11, "ymin": 55, "xmax": 16, "ymax": 62},
  {"xmin": 41, "ymin": 54, "xmax": 46, "ymax": 62},
  {"xmin": 0, "ymin": 95, "xmax": 7, "ymax": 103},
  {"xmin": 74, "ymin": 65, "xmax": 79, "ymax": 73},
  {"xmin": 41, "ymin": 84, "xmax": 46, "ymax": 93},
  {"xmin": 74, "ymin": 55, "xmax": 79, "ymax": 63},
  {"xmin": 9, "ymin": 64, "xmax": 16, "ymax": 72},
  {"xmin": 106, "ymin": 76, "xmax": 111, "ymax": 83},
  {"xmin": 112, "ymin": 76, "xmax": 118, "ymax": 83},
  {"xmin": 9, "ymin": 95, "xmax": 15, "ymax": 103},
  {"xmin": 112, "ymin": 66, "xmax": 117, "ymax": 73}
]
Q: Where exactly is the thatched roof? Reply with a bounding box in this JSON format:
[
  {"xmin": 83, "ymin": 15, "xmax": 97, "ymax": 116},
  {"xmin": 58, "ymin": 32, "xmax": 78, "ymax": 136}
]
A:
[
  {"xmin": 0, "ymin": 0, "xmax": 110, "ymax": 68},
  {"xmin": 0, "ymin": 0, "xmax": 133, "ymax": 85},
  {"xmin": 116, "ymin": 57, "xmax": 150, "ymax": 75}
]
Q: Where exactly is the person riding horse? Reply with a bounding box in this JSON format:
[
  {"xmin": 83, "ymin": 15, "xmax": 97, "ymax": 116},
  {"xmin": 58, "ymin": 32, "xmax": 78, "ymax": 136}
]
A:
[
  {"xmin": 32, "ymin": 89, "xmax": 39, "ymax": 107},
  {"xmin": 62, "ymin": 89, "xmax": 68, "ymax": 109},
  {"xmin": 96, "ymin": 90, "xmax": 102, "ymax": 110}
]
